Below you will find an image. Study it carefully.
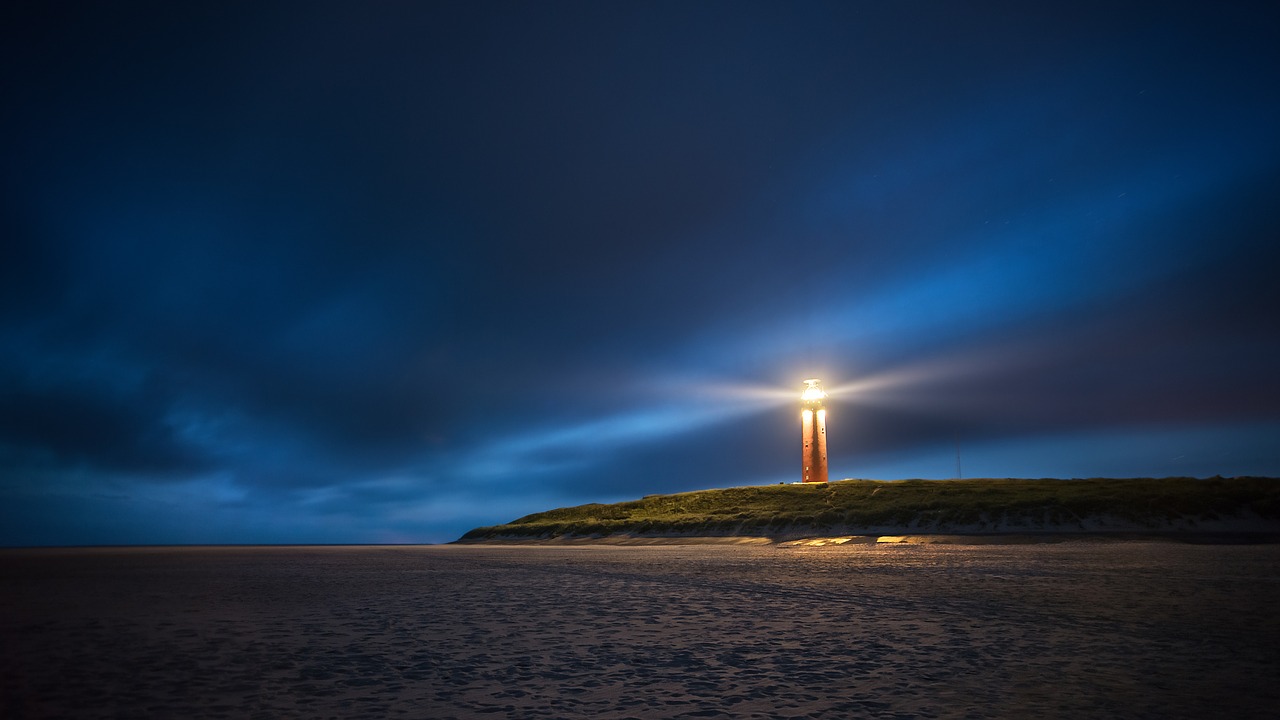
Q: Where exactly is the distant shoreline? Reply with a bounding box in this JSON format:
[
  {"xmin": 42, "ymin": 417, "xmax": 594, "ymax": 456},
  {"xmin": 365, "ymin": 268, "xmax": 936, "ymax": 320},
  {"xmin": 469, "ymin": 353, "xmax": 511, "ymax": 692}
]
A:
[{"xmin": 458, "ymin": 531, "xmax": 1280, "ymax": 546}]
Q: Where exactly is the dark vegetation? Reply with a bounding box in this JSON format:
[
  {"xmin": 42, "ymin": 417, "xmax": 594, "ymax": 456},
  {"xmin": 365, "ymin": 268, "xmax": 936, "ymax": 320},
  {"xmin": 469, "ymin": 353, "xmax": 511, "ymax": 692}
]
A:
[{"xmin": 458, "ymin": 477, "xmax": 1280, "ymax": 541}]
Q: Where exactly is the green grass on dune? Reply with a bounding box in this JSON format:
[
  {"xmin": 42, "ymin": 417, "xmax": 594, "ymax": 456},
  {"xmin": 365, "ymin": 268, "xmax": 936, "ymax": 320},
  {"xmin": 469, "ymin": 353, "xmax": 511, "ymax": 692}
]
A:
[{"xmin": 459, "ymin": 477, "xmax": 1280, "ymax": 540}]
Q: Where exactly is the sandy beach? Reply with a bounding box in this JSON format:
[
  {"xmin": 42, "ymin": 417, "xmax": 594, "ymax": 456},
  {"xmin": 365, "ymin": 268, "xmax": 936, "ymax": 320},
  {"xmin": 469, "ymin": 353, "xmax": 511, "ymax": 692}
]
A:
[{"xmin": 2, "ymin": 542, "xmax": 1277, "ymax": 719}]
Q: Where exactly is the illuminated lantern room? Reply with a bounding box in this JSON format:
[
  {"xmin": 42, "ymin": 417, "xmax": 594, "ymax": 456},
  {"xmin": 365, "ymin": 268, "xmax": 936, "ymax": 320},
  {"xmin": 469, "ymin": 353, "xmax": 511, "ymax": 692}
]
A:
[{"xmin": 800, "ymin": 379, "xmax": 828, "ymax": 483}]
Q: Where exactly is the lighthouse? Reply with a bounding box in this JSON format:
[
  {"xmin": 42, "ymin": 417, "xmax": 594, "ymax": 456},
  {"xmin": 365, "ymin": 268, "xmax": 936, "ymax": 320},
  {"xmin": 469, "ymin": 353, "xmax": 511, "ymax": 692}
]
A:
[{"xmin": 801, "ymin": 378, "xmax": 828, "ymax": 483}]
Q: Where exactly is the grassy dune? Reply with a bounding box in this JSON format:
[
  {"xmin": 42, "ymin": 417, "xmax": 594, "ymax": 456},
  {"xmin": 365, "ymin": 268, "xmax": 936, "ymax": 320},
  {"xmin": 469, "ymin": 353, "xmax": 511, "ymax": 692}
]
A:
[{"xmin": 458, "ymin": 477, "xmax": 1280, "ymax": 541}]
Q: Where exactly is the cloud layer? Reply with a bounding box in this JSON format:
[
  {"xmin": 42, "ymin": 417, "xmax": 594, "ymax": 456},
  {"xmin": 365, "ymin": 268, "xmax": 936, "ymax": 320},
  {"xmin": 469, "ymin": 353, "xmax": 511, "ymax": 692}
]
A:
[{"xmin": 3, "ymin": 2, "xmax": 1279, "ymax": 543}]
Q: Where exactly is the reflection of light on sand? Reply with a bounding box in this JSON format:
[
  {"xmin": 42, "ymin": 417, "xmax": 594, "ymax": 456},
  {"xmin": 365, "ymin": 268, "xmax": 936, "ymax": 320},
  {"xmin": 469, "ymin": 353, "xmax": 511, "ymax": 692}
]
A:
[{"xmin": 784, "ymin": 536, "xmax": 862, "ymax": 547}]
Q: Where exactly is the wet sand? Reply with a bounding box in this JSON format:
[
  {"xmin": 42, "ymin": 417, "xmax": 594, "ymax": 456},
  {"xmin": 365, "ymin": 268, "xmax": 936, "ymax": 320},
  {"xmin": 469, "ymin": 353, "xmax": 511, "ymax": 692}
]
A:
[{"xmin": 2, "ymin": 543, "xmax": 1277, "ymax": 719}]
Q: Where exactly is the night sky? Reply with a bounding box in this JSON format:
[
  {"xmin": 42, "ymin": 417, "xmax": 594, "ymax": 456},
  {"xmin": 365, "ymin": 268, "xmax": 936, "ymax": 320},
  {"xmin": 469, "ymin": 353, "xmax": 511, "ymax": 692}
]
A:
[{"xmin": 3, "ymin": 2, "xmax": 1279, "ymax": 545}]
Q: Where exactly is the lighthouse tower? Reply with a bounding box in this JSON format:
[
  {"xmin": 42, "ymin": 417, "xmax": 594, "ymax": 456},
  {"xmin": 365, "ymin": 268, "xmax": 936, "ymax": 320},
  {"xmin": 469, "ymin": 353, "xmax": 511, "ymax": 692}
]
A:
[{"xmin": 801, "ymin": 379, "xmax": 828, "ymax": 483}]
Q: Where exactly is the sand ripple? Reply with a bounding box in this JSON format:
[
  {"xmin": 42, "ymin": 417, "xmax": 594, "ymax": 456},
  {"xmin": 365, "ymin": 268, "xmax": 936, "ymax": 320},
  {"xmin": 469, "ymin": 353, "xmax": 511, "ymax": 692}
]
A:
[{"xmin": 2, "ymin": 543, "xmax": 1277, "ymax": 718}]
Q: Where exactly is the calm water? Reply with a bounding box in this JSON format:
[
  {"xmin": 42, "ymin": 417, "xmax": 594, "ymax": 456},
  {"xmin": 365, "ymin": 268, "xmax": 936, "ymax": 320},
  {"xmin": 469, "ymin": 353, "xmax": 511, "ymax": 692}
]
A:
[{"xmin": 2, "ymin": 543, "xmax": 1278, "ymax": 718}]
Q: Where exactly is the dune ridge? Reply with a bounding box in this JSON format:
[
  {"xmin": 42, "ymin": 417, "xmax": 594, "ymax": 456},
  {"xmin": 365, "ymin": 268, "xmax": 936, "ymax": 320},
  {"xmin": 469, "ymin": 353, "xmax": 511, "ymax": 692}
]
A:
[{"xmin": 458, "ymin": 476, "xmax": 1280, "ymax": 544}]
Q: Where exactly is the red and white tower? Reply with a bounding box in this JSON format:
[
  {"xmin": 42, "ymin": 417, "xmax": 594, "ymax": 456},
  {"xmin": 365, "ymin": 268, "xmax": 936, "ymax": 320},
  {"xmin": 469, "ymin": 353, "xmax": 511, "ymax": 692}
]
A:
[{"xmin": 801, "ymin": 379, "xmax": 828, "ymax": 483}]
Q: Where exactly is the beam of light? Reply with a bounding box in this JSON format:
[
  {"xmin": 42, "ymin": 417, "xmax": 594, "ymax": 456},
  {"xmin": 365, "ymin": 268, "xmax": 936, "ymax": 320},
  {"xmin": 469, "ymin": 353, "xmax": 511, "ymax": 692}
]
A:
[
  {"xmin": 855, "ymin": 422, "xmax": 1280, "ymax": 481},
  {"xmin": 456, "ymin": 267, "xmax": 1262, "ymax": 485},
  {"xmin": 475, "ymin": 365, "xmax": 942, "ymax": 481},
  {"xmin": 460, "ymin": 370, "xmax": 898, "ymax": 486},
  {"xmin": 700, "ymin": 328, "xmax": 1080, "ymax": 413},
  {"xmin": 646, "ymin": 376, "xmax": 797, "ymax": 404},
  {"xmin": 676, "ymin": 130, "xmax": 1268, "ymax": 391},
  {"xmin": 465, "ymin": 390, "xmax": 784, "ymax": 483},
  {"xmin": 824, "ymin": 358, "xmax": 983, "ymax": 404}
]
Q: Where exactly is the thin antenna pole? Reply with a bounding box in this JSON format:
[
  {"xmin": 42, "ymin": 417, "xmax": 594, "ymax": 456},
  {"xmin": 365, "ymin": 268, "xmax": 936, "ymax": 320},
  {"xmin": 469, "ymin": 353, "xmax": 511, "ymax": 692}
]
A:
[{"xmin": 954, "ymin": 436, "xmax": 963, "ymax": 480}]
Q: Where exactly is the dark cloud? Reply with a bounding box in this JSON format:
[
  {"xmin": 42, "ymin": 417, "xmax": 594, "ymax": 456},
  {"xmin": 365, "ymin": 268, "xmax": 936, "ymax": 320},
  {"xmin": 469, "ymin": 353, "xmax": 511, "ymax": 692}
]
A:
[{"xmin": 0, "ymin": 372, "xmax": 200, "ymax": 476}]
